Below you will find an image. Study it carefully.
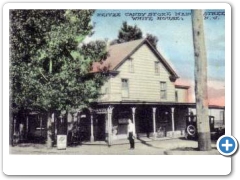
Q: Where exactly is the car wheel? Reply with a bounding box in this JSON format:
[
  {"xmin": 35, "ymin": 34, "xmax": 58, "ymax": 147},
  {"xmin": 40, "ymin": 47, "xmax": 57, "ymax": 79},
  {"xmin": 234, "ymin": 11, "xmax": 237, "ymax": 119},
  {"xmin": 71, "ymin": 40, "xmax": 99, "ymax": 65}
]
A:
[{"xmin": 186, "ymin": 125, "xmax": 196, "ymax": 137}]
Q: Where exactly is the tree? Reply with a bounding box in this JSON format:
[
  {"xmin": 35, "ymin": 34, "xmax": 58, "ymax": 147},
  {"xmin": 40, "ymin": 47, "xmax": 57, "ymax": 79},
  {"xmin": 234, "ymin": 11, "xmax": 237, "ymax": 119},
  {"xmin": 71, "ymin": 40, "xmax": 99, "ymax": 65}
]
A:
[
  {"xmin": 110, "ymin": 21, "xmax": 158, "ymax": 48},
  {"xmin": 10, "ymin": 10, "xmax": 107, "ymax": 147},
  {"xmin": 80, "ymin": 40, "xmax": 108, "ymax": 62},
  {"xmin": 191, "ymin": 10, "xmax": 211, "ymax": 151},
  {"xmin": 117, "ymin": 21, "xmax": 143, "ymax": 43},
  {"xmin": 110, "ymin": 21, "xmax": 142, "ymax": 45},
  {"xmin": 146, "ymin": 33, "xmax": 159, "ymax": 49}
]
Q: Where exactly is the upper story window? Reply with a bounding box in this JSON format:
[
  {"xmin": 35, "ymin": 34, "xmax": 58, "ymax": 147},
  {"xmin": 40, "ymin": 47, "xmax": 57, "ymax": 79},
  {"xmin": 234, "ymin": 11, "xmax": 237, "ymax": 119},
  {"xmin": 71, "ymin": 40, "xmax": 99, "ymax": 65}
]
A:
[
  {"xmin": 121, "ymin": 79, "xmax": 129, "ymax": 98},
  {"xmin": 128, "ymin": 58, "xmax": 134, "ymax": 73},
  {"xmin": 220, "ymin": 110, "xmax": 225, "ymax": 123},
  {"xmin": 155, "ymin": 61, "xmax": 160, "ymax": 74},
  {"xmin": 175, "ymin": 90, "xmax": 178, "ymax": 102},
  {"xmin": 160, "ymin": 81, "xmax": 167, "ymax": 100}
]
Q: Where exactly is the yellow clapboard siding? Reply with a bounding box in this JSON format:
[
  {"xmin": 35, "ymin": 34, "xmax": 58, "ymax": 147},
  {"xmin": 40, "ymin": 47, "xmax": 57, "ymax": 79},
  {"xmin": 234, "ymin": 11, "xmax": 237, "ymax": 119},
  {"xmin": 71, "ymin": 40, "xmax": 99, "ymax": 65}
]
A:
[{"xmin": 99, "ymin": 43, "xmax": 184, "ymax": 103}]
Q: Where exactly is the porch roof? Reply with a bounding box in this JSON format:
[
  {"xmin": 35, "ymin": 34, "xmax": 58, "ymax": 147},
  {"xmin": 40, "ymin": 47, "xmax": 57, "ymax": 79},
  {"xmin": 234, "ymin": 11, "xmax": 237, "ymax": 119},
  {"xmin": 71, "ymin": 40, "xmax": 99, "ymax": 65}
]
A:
[
  {"xmin": 93, "ymin": 101, "xmax": 225, "ymax": 109},
  {"xmin": 95, "ymin": 101, "xmax": 195, "ymax": 106}
]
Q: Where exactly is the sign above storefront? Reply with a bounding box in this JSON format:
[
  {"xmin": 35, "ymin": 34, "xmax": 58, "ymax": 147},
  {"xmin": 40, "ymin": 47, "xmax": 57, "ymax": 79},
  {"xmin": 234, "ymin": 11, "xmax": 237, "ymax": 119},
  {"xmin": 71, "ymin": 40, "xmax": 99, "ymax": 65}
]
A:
[
  {"xmin": 80, "ymin": 114, "xmax": 86, "ymax": 118},
  {"xmin": 94, "ymin": 108, "xmax": 107, "ymax": 114}
]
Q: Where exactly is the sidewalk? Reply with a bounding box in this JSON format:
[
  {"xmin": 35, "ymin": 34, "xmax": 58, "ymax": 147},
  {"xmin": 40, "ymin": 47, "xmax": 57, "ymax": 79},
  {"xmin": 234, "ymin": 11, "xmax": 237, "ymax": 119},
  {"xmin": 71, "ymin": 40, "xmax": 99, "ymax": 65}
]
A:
[{"xmin": 9, "ymin": 137, "xmax": 220, "ymax": 155}]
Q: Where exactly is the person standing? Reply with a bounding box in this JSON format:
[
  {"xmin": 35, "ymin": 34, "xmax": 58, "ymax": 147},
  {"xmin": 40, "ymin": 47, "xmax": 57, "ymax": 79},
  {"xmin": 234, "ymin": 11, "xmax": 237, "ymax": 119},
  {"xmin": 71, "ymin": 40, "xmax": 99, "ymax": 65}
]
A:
[{"xmin": 127, "ymin": 119, "xmax": 136, "ymax": 149}]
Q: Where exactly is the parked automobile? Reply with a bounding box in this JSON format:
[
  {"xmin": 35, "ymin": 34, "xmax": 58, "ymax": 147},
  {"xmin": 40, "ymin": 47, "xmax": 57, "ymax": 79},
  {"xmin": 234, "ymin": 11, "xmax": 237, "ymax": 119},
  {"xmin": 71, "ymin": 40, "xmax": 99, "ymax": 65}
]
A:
[{"xmin": 185, "ymin": 115, "xmax": 225, "ymax": 140}]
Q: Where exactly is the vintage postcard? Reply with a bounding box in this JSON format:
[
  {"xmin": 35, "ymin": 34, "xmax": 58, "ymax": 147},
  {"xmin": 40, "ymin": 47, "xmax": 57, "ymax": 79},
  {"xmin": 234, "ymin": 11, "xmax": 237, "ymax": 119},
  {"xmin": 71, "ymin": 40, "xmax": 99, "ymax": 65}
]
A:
[{"xmin": 3, "ymin": 2, "xmax": 231, "ymax": 175}]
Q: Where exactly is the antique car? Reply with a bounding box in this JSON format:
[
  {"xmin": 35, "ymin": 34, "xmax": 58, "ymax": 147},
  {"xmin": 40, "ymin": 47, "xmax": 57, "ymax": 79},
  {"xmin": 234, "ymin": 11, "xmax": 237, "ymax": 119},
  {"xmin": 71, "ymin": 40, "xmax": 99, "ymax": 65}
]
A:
[{"xmin": 185, "ymin": 115, "xmax": 225, "ymax": 140}]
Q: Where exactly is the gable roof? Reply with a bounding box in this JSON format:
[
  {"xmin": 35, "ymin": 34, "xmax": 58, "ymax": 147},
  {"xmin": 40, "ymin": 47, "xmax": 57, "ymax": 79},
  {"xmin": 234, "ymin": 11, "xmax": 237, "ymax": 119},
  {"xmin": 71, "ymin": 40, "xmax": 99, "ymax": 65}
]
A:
[{"xmin": 91, "ymin": 38, "xmax": 179, "ymax": 79}]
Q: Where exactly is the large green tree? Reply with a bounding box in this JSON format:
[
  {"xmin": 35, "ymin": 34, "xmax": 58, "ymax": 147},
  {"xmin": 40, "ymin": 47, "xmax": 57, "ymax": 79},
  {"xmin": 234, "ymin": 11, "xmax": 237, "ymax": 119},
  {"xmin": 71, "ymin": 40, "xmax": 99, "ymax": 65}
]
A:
[
  {"xmin": 10, "ymin": 10, "xmax": 107, "ymax": 147},
  {"xmin": 110, "ymin": 21, "xmax": 158, "ymax": 48},
  {"xmin": 80, "ymin": 40, "xmax": 108, "ymax": 62}
]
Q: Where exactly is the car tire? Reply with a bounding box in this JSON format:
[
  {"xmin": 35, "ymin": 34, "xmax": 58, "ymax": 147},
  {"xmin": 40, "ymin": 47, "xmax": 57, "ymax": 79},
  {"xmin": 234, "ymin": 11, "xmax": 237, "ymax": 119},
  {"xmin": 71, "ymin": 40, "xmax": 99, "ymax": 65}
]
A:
[{"xmin": 186, "ymin": 124, "xmax": 196, "ymax": 137}]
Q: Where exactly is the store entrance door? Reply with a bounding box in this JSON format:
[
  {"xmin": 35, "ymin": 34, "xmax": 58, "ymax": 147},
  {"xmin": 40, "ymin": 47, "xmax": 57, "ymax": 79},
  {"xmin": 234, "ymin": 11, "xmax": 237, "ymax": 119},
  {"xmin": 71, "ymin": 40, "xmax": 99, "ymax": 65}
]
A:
[{"xmin": 94, "ymin": 114, "xmax": 106, "ymax": 141}]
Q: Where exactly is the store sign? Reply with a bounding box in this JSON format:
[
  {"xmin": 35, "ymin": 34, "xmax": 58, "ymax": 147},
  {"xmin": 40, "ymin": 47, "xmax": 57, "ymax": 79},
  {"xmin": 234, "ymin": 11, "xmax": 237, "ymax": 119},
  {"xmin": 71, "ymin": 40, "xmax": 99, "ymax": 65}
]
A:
[
  {"xmin": 94, "ymin": 108, "xmax": 107, "ymax": 114},
  {"xmin": 80, "ymin": 114, "xmax": 86, "ymax": 118},
  {"xmin": 57, "ymin": 135, "xmax": 67, "ymax": 150}
]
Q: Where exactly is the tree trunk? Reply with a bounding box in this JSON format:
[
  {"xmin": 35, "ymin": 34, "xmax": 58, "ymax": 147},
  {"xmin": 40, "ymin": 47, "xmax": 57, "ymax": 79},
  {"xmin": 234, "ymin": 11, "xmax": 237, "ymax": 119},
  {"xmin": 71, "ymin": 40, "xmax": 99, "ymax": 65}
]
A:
[
  {"xmin": 191, "ymin": 10, "xmax": 211, "ymax": 151},
  {"xmin": 47, "ymin": 112, "xmax": 52, "ymax": 148},
  {"xmin": 49, "ymin": 59, "xmax": 52, "ymax": 74},
  {"xmin": 10, "ymin": 114, "xmax": 14, "ymax": 146}
]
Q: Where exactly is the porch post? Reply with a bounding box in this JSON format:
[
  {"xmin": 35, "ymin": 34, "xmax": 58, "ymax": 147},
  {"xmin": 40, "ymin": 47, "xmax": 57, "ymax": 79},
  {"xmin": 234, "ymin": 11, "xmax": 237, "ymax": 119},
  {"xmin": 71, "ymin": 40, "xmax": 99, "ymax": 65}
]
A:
[
  {"xmin": 90, "ymin": 112, "xmax": 94, "ymax": 142},
  {"xmin": 40, "ymin": 116, "xmax": 43, "ymax": 137},
  {"xmin": 107, "ymin": 106, "xmax": 114, "ymax": 146},
  {"xmin": 131, "ymin": 107, "xmax": 136, "ymax": 135},
  {"xmin": 152, "ymin": 107, "xmax": 157, "ymax": 139},
  {"xmin": 13, "ymin": 117, "xmax": 16, "ymax": 136},
  {"xmin": 55, "ymin": 114, "xmax": 58, "ymax": 139},
  {"xmin": 26, "ymin": 116, "xmax": 29, "ymax": 139},
  {"xmin": 51, "ymin": 113, "xmax": 55, "ymax": 123},
  {"xmin": 51, "ymin": 113, "xmax": 55, "ymax": 143},
  {"xmin": 171, "ymin": 107, "xmax": 175, "ymax": 137}
]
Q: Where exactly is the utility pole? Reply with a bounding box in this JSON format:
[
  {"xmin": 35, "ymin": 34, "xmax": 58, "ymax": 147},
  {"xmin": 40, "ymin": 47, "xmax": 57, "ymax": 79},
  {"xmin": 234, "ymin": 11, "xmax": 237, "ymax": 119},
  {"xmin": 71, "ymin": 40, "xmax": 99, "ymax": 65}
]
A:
[{"xmin": 191, "ymin": 10, "xmax": 211, "ymax": 151}]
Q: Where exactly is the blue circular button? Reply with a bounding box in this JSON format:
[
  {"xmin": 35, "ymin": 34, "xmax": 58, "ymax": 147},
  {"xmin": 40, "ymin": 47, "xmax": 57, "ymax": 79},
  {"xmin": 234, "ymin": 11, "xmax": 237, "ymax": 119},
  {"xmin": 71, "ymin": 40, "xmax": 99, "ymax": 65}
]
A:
[{"xmin": 217, "ymin": 135, "xmax": 238, "ymax": 156}]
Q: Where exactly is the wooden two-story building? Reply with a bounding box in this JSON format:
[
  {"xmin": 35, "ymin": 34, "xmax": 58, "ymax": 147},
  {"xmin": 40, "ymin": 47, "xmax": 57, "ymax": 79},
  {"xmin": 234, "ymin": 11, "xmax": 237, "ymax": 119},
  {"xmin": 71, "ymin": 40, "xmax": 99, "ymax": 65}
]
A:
[
  {"xmin": 12, "ymin": 38, "xmax": 225, "ymax": 145},
  {"xmin": 85, "ymin": 38, "xmax": 192, "ymax": 144}
]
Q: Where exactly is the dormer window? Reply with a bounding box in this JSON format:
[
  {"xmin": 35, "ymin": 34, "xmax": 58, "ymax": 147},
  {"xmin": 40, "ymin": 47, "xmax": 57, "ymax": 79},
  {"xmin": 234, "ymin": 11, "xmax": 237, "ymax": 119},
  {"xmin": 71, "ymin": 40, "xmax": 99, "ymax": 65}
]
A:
[{"xmin": 128, "ymin": 58, "xmax": 134, "ymax": 73}]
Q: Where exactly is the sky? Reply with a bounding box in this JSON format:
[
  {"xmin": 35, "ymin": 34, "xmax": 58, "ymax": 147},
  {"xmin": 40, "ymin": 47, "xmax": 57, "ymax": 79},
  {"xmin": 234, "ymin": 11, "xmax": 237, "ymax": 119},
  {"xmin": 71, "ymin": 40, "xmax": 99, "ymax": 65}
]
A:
[{"xmin": 85, "ymin": 9, "xmax": 225, "ymax": 105}]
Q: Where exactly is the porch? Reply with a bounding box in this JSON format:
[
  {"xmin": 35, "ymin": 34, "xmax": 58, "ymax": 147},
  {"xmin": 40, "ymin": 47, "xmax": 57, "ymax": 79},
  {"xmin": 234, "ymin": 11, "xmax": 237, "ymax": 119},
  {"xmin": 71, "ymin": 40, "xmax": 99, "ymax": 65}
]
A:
[{"xmin": 10, "ymin": 102, "xmax": 192, "ymax": 146}]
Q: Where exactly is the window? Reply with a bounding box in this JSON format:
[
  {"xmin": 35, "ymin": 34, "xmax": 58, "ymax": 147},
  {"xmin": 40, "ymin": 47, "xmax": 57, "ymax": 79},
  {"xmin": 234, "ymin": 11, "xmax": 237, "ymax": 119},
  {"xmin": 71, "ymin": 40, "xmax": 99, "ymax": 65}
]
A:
[
  {"xmin": 160, "ymin": 82, "xmax": 167, "ymax": 100},
  {"xmin": 128, "ymin": 58, "xmax": 134, "ymax": 73},
  {"xmin": 121, "ymin": 79, "xmax": 129, "ymax": 98},
  {"xmin": 155, "ymin": 61, "xmax": 160, "ymax": 74},
  {"xmin": 220, "ymin": 110, "xmax": 225, "ymax": 125},
  {"xmin": 175, "ymin": 90, "xmax": 178, "ymax": 102}
]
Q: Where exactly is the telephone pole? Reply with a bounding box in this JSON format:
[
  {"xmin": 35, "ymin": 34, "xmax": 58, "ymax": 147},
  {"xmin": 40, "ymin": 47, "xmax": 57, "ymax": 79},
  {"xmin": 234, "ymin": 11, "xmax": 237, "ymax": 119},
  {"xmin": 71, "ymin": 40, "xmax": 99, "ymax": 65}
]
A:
[{"xmin": 191, "ymin": 10, "xmax": 211, "ymax": 151}]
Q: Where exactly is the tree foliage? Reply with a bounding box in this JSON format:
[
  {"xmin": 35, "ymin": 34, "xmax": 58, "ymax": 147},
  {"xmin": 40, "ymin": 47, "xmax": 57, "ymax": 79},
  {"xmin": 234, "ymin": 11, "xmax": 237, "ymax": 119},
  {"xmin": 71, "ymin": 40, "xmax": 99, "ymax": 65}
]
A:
[
  {"xmin": 10, "ymin": 10, "xmax": 107, "ymax": 114},
  {"xmin": 118, "ymin": 21, "xmax": 142, "ymax": 43},
  {"xmin": 146, "ymin": 33, "xmax": 159, "ymax": 49},
  {"xmin": 110, "ymin": 21, "xmax": 158, "ymax": 48},
  {"xmin": 80, "ymin": 40, "xmax": 108, "ymax": 62}
]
